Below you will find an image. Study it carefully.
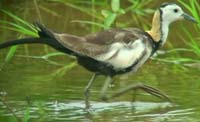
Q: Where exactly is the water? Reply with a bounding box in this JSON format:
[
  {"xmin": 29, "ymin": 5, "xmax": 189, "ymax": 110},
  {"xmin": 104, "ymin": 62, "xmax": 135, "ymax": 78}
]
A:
[{"xmin": 0, "ymin": 1, "xmax": 200, "ymax": 122}]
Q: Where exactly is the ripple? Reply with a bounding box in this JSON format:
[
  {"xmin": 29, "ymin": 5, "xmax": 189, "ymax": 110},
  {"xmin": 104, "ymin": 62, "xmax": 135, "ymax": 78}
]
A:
[{"xmin": 0, "ymin": 100, "xmax": 197, "ymax": 122}]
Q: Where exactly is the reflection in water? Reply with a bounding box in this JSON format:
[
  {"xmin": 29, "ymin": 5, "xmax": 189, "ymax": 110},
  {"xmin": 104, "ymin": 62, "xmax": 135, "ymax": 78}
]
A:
[{"xmin": 0, "ymin": 100, "xmax": 196, "ymax": 122}]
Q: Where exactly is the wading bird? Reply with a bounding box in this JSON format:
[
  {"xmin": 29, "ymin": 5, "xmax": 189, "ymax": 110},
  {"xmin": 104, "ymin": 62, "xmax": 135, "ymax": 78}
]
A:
[{"xmin": 0, "ymin": 3, "xmax": 197, "ymax": 109}]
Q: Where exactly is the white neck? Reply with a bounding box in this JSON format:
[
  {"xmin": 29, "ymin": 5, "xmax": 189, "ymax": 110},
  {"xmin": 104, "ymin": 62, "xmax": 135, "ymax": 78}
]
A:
[{"xmin": 160, "ymin": 20, "xmax": 169, "ymax": 46}]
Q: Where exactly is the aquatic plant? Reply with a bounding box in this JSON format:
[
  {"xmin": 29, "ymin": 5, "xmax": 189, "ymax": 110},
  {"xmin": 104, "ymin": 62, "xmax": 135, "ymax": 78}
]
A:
[
  {"xmin": 0, "ymin": 10, "xmax": 38, "ymax": 64},
  {"xmin": 178, "ymin": 0, "xmax": 200, "ymax": 58}
]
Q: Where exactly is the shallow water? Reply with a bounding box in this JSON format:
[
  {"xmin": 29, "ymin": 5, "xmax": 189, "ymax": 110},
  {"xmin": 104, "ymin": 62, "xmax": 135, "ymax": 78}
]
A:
[
  {"xmin": 0, "ymin": 1, "xmax": 200, "ymax": 122},
  {"xmin": 0, "ymin": 100, "xmax": 195, "ymax": 122},
  {"xmin": 1, "ymin": 58, "xmax": 200, "ymax": 122}
]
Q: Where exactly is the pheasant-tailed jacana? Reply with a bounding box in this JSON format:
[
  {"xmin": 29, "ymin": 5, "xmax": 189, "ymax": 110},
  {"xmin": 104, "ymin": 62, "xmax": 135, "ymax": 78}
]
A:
[{"xmin": 0, "ymin": 3, "xmax": 197, "ymax": 109}]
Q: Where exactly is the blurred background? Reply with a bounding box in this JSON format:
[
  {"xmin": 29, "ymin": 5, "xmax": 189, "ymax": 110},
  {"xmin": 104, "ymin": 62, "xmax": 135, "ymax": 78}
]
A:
[{"xmin": 0, "ymin": 0, "xmax": 200, "ymax": 122}]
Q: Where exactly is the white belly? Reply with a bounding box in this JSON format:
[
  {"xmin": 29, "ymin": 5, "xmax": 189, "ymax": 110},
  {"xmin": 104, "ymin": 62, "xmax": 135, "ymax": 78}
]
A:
[{"xmin": 96, "ymin": 39, "xmax": 147, "ymax": 69}]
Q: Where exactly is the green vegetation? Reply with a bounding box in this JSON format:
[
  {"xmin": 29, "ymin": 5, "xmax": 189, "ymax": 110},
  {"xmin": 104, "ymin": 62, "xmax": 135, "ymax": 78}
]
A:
[
  {"xmin": 0, "ymin": 10, "xmax": 37, "ymax": 64},
  {"xmin": 0, "ymin": 0, "xmax": 200, "ymax": 121},
  {"xmin": 0, "ymin": 93, "xmax": 49, "ymax": 122},
  {"xmin": 0, "ymin": 9, "xmax": 77, "ymax": 73},
  {"xmin": 179, "ymin": 0, "xmax": 200, "ymax": 57}
]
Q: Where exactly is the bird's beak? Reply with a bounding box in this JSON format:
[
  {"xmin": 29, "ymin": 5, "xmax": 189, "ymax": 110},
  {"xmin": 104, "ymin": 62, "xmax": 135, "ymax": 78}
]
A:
[{"xmin": 181, "ymin": 13, "xmax": 197, "ymax": 23}]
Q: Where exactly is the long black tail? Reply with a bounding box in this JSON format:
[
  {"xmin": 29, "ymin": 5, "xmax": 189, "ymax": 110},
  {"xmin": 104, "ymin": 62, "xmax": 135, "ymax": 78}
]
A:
[
  {"xmin": 0, "ymin": 23, "xmax": 73, "ymax": 55},
  {"xmin": 0, "ymin": 37, "xmax": 45, "ymax": 49}
]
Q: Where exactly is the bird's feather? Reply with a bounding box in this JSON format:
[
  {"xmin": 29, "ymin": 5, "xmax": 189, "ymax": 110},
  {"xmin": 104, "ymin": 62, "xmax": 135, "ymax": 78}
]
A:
[{"xmin": 53, "ymin": 28, "xmax": 147, "ymax": 58}]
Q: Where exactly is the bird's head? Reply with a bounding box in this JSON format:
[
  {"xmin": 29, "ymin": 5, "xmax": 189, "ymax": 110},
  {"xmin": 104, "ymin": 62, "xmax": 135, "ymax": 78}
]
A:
[
  {"xmin": 159, "ymin": 3, "xmax": 197, "ymax": 25},
  {"xmin": 147, "ymin": 3, "xmax": 197, "ymax": 43}
]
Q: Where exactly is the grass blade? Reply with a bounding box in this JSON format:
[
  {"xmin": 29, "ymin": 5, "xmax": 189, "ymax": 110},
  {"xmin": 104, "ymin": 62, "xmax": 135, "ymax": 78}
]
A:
[
  {"xmin": 1, "ymin": 10, "xmax": 37, "ymax": 32},
  {"xmin": 111, "ymin": 0, "xmax": 120, "ymax": 12},
  {"xmin": 5, "ymin": 46, "xmax": 18, "ymax": 63}
]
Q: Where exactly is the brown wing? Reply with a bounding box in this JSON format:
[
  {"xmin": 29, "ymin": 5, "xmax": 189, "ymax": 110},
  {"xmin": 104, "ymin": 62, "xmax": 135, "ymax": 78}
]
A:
[
  {"xmin": 53, "ymin": 33, "xmax": 109, "ymax": 57},
  {"xmin": 84, "ymin": 28, "xmax": 143, "ymax": 45},
  {"xmin": 53, "ymin": 28, "xmax": 145, "ymax": 58}
]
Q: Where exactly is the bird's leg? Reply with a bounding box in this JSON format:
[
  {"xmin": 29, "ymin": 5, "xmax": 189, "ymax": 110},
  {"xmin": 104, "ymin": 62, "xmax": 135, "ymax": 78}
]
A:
[
  {"xmin": 107, "ymin": 83, "xmax": 172, "ymax": 102},
  {"xmin": 99, "ymin": 76, "xmax": 112, "ymax": 101},
  {"xmin": 109, "ymin": 78, "xmax": 117, "ymax": 88},
  {"xmin": 84, "ymin": 73, "xmax": 98, "ymax": 109}
]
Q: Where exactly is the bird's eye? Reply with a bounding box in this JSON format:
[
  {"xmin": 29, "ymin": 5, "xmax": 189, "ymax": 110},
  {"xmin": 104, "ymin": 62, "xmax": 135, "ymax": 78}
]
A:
[{"xmin": 174, "ymin": 9, "xmax": 178, "ymax": 13}]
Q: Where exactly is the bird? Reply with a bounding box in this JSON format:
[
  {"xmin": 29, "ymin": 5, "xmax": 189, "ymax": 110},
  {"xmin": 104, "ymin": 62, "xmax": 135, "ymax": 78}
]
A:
[{"xmin": 0, "ymin": 2, "xmax": 197, "ymax": 110}]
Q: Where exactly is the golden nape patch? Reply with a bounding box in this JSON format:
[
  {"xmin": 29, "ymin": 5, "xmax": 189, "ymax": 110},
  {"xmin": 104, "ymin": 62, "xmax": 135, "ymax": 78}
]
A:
[{"xmin": 146, "ymin": 10, "xmax": 162, "ymax": 42}]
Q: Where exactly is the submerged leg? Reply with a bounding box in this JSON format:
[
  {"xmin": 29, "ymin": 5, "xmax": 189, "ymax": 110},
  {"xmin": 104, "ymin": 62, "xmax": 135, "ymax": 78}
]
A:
[
  {"xmin": 99, "ymin": 76, "xmax": 112, "ymax": 101},
  {"xmin": 84, "ymin": 73, "xmax": 98, "ymax": 109},
  {"xmin": 107, "ymin": 83, "xmax": 172, "ymax": 102}
]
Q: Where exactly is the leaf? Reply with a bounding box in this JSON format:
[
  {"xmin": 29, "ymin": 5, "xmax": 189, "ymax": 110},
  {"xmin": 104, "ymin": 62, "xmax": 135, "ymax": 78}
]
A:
[
  {"xmin": 23, "ymin": 108, "xmax": 30, "ymax": 122},
  {"xmin": 5, "ymin": 46, "xmax": 18, "ymax": 62},
  {"xmin": 111, "ymin": 0, "xmax": 120, "ymax": 12},
  {"xmin": 52, "ymin": 61, "xmax": 77, "ymax": 77},
  {"xmin": 101, "ymin": 10, "xmax": 112, "ymax": 18},
  {"xmin": 0, "ymin": 21, "xmax": 38, "ymax": 37},
  {"xmin": 1, "ymin": 10, "xmax": 37, "ymax": 32},
  {"xmin": 104, "ymin": 13, "xmax": 117, "ymax": 29},
  {"xmin": 0, "ymin": 10, "xmax": 38, "ymax": 37},
  {"xmin": 118, "ymin": 8, "xmax": 125, "ymax": 14}
]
